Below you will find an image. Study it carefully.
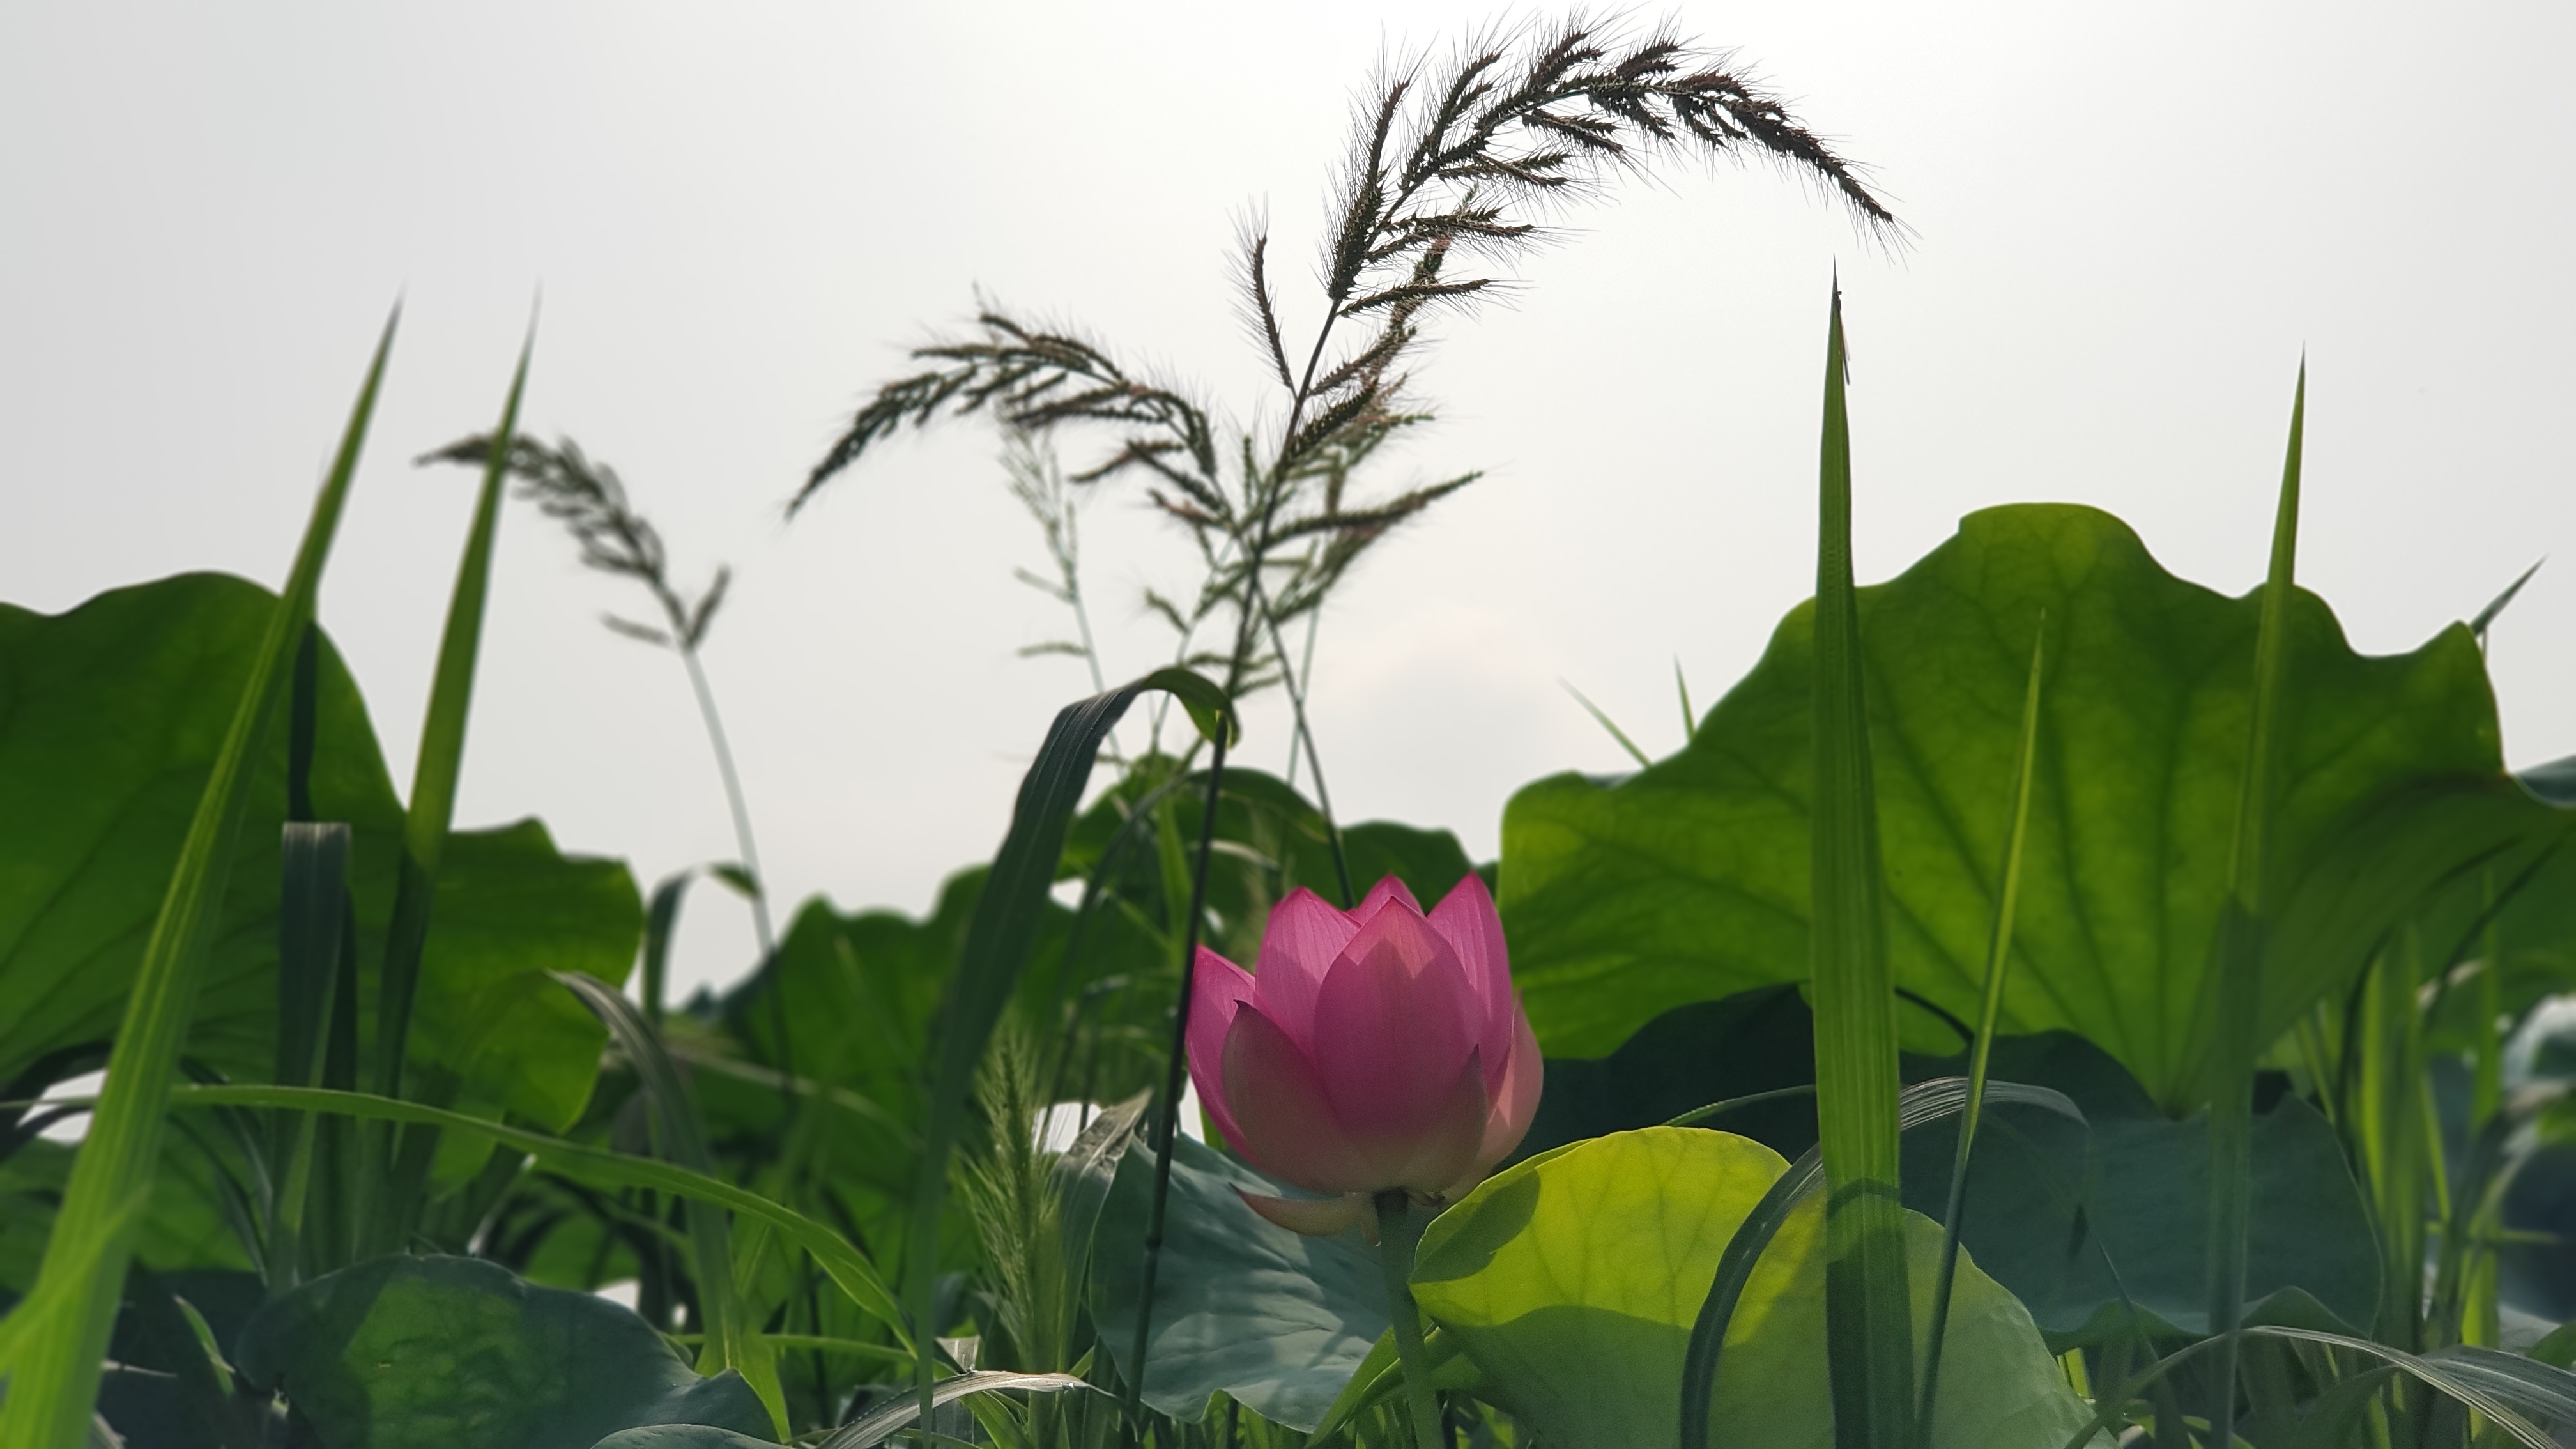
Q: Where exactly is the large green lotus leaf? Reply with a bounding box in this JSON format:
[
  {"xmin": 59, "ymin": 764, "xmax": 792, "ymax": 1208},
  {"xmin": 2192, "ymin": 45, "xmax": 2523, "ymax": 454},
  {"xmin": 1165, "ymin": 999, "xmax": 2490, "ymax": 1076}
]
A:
[
  {"xmin": 1897, "ymin": 1032, "xmax": 2378, "ymax": 1344},
  {"xmin": 0, "ymin": 573, "xmax": 639, "ymax": 1133},
  {"xmin": 234, "ymin": 1254, "xmax": 770, "ymax": 1449},
  {"xmin": 1519, "ymin": 987, "xmax": 2379, "ymax": 1345},
  {"xmin": 1501, "ymin": 504, "xmax": 2526, "ymax": 1108},
  {"xmin": 1409, "ymin": 1126, "xmax": 2096, "ymax": 1449},
  {"xmin": 1088, "ymin": 1131, "xmax": 1390, "ymax": 1431}
]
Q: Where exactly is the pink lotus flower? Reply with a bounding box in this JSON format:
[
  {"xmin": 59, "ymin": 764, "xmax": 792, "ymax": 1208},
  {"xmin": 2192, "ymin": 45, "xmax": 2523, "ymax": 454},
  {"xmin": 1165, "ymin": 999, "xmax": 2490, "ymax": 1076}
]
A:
[{"xmin": 1186, "ymin": 873, "xmax": 1543, "ymax": 1236}]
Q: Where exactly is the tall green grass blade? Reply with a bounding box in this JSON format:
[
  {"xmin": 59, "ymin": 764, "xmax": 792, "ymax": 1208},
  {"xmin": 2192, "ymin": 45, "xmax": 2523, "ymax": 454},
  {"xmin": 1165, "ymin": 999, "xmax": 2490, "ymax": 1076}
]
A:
[
  {"xmin": 287, "ymin": 628, "xmax": 321, "ymax": 821},
  {"xmin": 1561, "ymin": 680, "xmax": 1653, "ymax": 769},
  {"xmin": 268, "ymin": 820, "xmax": 352, "ymax": 1287},
  {"xmin": 905, "ymin": 668, "xmax": 1231, "ymax": 1433},
  {"xmin": 373, "ymin": 334, "xmax": 530, "ymax": 1103},
  {"xmin": 1806, "ymin": 281, "xmax": 1915, "ymax": 1449},
  {"xmin": 1917, "ymin": 620, "xmax": 2046, "ymax": 1439},
  {"xmin": 1676, "ymin": 658, "xmax": 1697, "ymax": 742},
  {"xmin": 0, "ymin": 312, "xmax": 394, "ymax": 1449},
  {"xmin": 362, "ymin": 335, "xmax": 531, "ymax": 1256},
  {"xmin": 2469, "ymin": 559, "xmax": 2542, "ymax": 643},
  {"xmin": 2203, "ymin": 361, "xmax": 2305, "ymax": 1443}
]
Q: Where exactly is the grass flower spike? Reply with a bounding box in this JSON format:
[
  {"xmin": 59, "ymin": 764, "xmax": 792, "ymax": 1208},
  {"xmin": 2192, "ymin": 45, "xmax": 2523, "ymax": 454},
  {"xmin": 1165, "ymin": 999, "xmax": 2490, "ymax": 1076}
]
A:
[{"xmin": 1186, "ymin": 874, "xmax": 1542, "ymax": 1236}]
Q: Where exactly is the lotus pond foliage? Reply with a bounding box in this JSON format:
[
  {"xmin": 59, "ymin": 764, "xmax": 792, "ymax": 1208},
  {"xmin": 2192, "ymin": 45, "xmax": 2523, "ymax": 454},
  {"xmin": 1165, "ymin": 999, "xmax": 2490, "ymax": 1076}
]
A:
[{"xmin": 5, "ymin": 15, "xmax": 2576, "ymax": 1449}]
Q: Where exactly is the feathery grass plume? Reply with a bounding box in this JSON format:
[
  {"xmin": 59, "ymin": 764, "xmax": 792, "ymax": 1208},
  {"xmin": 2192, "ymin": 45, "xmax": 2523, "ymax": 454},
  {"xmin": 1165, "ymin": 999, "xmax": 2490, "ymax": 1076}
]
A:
[
  {"xmin": 1004, "ymin": 427, "xmax": 1112, "ymax": 694},
  {"xmin": 793, "ymin": 12, "xmax": 1896, "ymax": 715},
  {"xmin": 418, "ymin": 433, "xmax": 776, "ymax": 969}
]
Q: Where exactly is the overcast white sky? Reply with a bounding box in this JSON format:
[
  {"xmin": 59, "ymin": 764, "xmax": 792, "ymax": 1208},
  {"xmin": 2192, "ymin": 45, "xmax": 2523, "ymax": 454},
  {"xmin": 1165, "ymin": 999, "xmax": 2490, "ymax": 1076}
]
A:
[{"xmin": 6, "ymin": 2, "xmax": 2570, "ymax": 1000}]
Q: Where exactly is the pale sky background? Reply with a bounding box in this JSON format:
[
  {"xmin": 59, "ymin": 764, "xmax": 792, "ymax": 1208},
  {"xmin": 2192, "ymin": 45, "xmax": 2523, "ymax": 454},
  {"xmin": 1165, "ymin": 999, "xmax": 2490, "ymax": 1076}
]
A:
[{"xmin": 5, "ymin": 2, "xmax": 2570, "ymax": 1002}]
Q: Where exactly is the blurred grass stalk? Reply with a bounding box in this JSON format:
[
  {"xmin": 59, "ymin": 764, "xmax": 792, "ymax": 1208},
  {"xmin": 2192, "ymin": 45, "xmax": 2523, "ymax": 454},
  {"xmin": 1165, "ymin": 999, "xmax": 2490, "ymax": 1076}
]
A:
[
  {"xmin": 1805, "ymin": 283, "xmax": 1918, "ymax": 1449},
  {"xmin": 0, "ymin": 314, "xmax": 396, "ymax": 1449}
]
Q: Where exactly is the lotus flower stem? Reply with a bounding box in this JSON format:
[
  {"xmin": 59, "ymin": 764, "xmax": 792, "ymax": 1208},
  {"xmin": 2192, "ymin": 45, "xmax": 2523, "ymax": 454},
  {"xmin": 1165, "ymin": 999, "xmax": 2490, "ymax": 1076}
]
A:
[
  {"xmin": 1374, "ymin": 1190, "xmax": 1446, "ymax": 1449},
  {"xmin": 1123, "ymin": 724, "xmax": 1231, "ymax": 1429}
]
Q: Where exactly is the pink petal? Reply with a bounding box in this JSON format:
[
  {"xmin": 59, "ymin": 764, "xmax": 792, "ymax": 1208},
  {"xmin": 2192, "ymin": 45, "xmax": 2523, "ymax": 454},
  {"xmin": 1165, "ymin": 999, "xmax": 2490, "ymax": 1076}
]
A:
[
  {"xmin": 1248, "ymin": 887, "xmax": 1356, "ymax": 1048},
  {"xmin": 1307, "ymin": 907, "xmax": 1480, "ymax": 1146},
  {"xmin": 1428, "ymin": 873, "xmax": 1516, "ymax": 1086},
  {"xmin": 1223, "ymin": 1001, "xmax": 1377, "ymax": 1193},
  {"xmin": 1185, "ymin": 946, "xmax": 1258, "ymax": 1153},
  {"xmin": 1382, "ymin": 1048, "xmax": 1494, "ymax": 1197},
  {"xmin": 1237, "ymin": 1189, "xmax": 1370, "ymax": 1238},
  {"xmin": 1469, "ymin": 1007, "xmax": 1545, "ymax": 1180},
  {"xmin": 1350, "ymin": 875, "xmax": 1422, "ymax": 924}
]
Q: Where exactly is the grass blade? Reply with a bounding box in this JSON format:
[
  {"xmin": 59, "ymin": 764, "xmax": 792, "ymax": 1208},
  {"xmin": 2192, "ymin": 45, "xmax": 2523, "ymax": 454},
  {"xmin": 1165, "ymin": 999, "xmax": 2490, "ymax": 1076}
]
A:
[
  {"xmin": 2469, "ymin": 558, "xmax": 2542, "ymax": 643},
  {"xmin": 268, "ymin": 820, "xmax": 353, "ymax": 1287},
  {"xmin": 1917, "ymin": 620, "xmax": 2046, "ymax": 1438},
  {"xmin": 35, "ymin": 1080, "xmax": 910, "ymax": 1340},
  {"xmin": 551, "ymin": 969, "xmax": 779, "ymax": 1436},
  {"xmin": 0, "ymin": 311, "xmax": 394, "ymax": 1449},
  {"xmin": 905, "ymin": 668, "xmax": 1232, "ymax": 1432},
  {"xmin": 2202, "ymin": 361, "xmax": 2306, "ymax": 1443},
  {"xmin": 1806, "ymin": 280, "xmax": 1915, "ymax": 1448},
  {"xmin": 367, "ymin": 336, "xmax": 532, "ymax": 1252},
  {"xmin": 1561, "ymin": 680, "xmax": 1653, "ymax": 769},
  {"xmin": 821, "ymin": 1370, "xmax": 1091, "ymax": 1449}
]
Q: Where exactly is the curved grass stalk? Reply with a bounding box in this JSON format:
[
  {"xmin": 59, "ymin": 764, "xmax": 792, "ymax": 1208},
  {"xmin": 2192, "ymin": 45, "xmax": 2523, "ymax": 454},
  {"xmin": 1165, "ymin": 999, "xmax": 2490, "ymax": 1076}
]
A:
[{"xmin": 112, "ymin": 1080, "xmax": 908, "ymax": 1343}]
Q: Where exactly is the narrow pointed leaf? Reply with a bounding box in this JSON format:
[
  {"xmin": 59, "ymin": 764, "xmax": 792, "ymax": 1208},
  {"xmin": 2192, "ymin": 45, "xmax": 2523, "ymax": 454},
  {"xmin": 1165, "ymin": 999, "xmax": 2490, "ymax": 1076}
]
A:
[
  {"xmin": 0, "ymin": 312, "xmax": 394, "ymax": 1449},
  {"xmin": 2202, "ymin": 363, "xmax": 2304, "ymax": 1442},
  {"xmin": 1806, "ymin": 283, "xmax": 1915, "ymax": 1448},
  {"xmin": 904, "ymin": 668, "xmax": 1231, "ymax": 1425}
]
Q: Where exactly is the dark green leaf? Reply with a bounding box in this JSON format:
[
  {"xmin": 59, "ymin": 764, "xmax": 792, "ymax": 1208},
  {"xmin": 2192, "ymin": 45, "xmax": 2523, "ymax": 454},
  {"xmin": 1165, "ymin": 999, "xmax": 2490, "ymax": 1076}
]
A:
[
  {"xmin": 235, "ymin": 1254, "xmax": 770, "ymax": 1449},
  {"xmin": 0, "ymin": 576, "xmax": 642, "ymax": 1143},
  {"xmin": 1089, "ymin": 1131, "xmax": 1388, "ymax": 1430}
]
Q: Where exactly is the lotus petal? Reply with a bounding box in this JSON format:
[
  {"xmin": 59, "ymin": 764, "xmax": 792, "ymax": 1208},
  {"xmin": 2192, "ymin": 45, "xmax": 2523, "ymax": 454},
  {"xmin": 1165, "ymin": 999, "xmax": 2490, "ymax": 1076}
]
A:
[
  {"xmin": 1351, "ymin": 875, "xmax": 1422, "ymax": 924},
  {"xmin": 1249, "ymin": 887, "xmax": 1355, "ymax": 1046},
  {"xmin": 1223, "ymin": 1001, "xmax": 1376, "ymax": 1193},
  {"xmin": 1308, "ymin": 907, "xmax": 1480, "ymax": 1142},
  {"xmin": 1186, "ymin": 946, "xmax": 1258, "ymax": 1151}
]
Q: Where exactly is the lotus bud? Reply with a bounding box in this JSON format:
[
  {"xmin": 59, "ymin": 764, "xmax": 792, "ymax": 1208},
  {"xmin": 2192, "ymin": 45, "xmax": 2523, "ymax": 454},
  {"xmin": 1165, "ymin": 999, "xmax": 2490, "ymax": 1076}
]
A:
[{"xmin": 1185, "ymin": 873, "xmax": 1542, "ymax": 1236}]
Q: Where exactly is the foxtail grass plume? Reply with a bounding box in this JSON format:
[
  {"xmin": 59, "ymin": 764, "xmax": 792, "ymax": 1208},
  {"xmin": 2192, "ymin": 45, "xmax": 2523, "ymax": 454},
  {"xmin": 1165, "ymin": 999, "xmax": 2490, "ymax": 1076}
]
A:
[{"xmin": 1187, "ymin": 875, "xmax": 1542, "ymax": 1236}]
